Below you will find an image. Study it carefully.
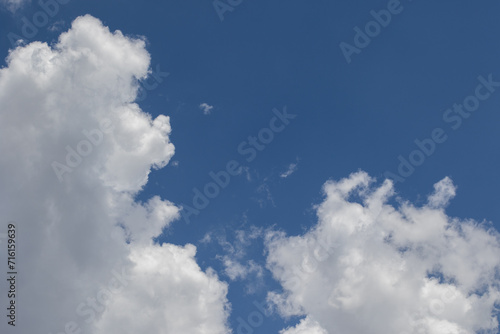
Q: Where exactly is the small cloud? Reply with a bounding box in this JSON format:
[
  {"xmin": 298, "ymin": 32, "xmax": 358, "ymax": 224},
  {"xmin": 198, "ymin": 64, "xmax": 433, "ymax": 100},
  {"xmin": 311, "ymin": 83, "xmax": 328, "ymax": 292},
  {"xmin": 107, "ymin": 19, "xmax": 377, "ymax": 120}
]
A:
[
  {"xmin": 221, "ymin": 257, "xmax": 264, "ymax": 283},
  {"xmin": 213, "ymin": 226, "xmax": 265, "ymax": 293},
  {"xmin": 256, "ymin": 183, "xmax": 275, "ymax": 208},
  {"xmin": 200, "ymin": 232, "xmax": 212, "ymax": 244},
  {"xmin": 48, "ymin": 20, "xmax": 65, "ymax": 32},
  {"xmin": 280, "ymin": 162, "xmax": 298, "ymax": 178},
  {"xmin": 1, "ymin": 0, "xmax": 28, "ymax": 12},
  {"xmin": 199, "ymin": 103, "xmax": 214, "ymax": 115},
  {"xmin": 170, "ymin": 160, "xmax": 179, "ymax": 167}
]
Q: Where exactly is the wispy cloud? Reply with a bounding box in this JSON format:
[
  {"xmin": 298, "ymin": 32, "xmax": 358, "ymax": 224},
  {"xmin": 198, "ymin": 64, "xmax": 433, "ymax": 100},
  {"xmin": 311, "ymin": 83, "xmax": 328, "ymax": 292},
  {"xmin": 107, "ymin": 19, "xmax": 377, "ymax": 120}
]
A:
[
  {"xmin": 1, "ymin": 0, "xmax": 29, "ymax": 12},
  {"xmin": 280, "ymin": 162, "xmax": 298, "ymax": 178},
  {"xmin": 204, "ymin": 226, "xmax": 264, "ymax": 293},
  {"xmin": 199, "ymin": 102, "xmax": 214, "ymax": 115},
  {"xmin": 255, "ymin": 182, "xmax": 276, "ymax": 208},
  {"xmin": 48, "ymin": 20, "xmax": 65, "ymax": 32}
]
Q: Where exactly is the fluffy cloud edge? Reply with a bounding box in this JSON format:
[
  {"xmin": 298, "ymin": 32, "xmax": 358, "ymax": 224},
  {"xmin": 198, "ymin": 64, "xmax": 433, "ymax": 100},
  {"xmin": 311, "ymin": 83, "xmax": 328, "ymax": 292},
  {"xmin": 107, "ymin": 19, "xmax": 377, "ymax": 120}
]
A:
[
  {"xmin": 266, "ymin": 171, "xmax": 500, "ymax": 334},
  {"xmin": 0, "ymin": 15, "xmax": 232, "ymax": 334}
]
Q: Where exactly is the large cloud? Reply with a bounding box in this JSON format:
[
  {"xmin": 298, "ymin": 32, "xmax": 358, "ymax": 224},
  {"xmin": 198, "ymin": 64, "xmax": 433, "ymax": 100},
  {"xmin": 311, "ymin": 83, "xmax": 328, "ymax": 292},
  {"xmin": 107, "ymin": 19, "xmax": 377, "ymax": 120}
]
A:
[
  {"xmin": 266, "ymin": 171, "xmax": 500, "ymax": 334},
  {"xmin": 0, "ymin": 15, "xmax": 230, "ymax": 334}
]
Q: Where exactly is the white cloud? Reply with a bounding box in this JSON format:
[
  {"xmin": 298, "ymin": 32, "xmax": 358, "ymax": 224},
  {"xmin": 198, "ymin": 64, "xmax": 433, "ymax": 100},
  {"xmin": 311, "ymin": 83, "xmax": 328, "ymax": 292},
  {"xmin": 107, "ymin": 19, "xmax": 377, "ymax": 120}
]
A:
[
  {"xmin": 213, "ymin": 227, "xmax": 265, "ymax": 293},
  {"xmin": 280, "ymin": 317, "xmax": 328, "ymax": 334},
  {"xmin": 427, "ymin": 176, "xmax": 456, "ymax": 209},
  {"xmin": 266, "ymin": 171, "xmax": 500, "ymax": 334},
  {"xmin": 0, "ymin": 15, "xmax": 230, "ymax": 334},
  {"xmin": 200, "ymin": 102, "xmax": 214, "ymax": 115},
  {"xmin": 94, "ymin": 244, "xmax": 231, "ymax": 334},
  {"xmin": 222, "ymin": 257, "xmax": 263, "ymax": 281},
  {"xmin": 280, "ymin": 162, "xmax": 298, "ymax": 178},
  {"xmin": 1, "ymin": 0, "xmax": 28, "ymax": 12}
]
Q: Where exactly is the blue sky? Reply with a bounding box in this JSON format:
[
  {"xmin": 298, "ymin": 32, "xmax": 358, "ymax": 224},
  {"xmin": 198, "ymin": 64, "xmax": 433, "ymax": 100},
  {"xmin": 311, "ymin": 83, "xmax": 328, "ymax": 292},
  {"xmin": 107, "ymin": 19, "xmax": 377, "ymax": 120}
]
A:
[{"xmin": 1, "ymin": 0, "xmax": 500, "ymax": 333}]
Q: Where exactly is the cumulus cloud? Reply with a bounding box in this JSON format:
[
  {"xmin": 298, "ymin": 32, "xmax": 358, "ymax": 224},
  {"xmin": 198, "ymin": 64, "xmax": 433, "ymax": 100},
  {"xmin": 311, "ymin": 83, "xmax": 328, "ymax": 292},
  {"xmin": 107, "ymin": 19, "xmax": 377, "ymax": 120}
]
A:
[
  {"xmin": 266, "ymin": 171, "xmax": 500, "ymax": 334},
  {"xmin": 94, "ymin": 244, "xmax": 230, "ymax": 334},
  {"xmin": 0, "ymin": 15, "xmax": 230, "ymax": 334},
  {"xmin": 200, "ymin": 102, "xmax": 214, "ymax": 115}
]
